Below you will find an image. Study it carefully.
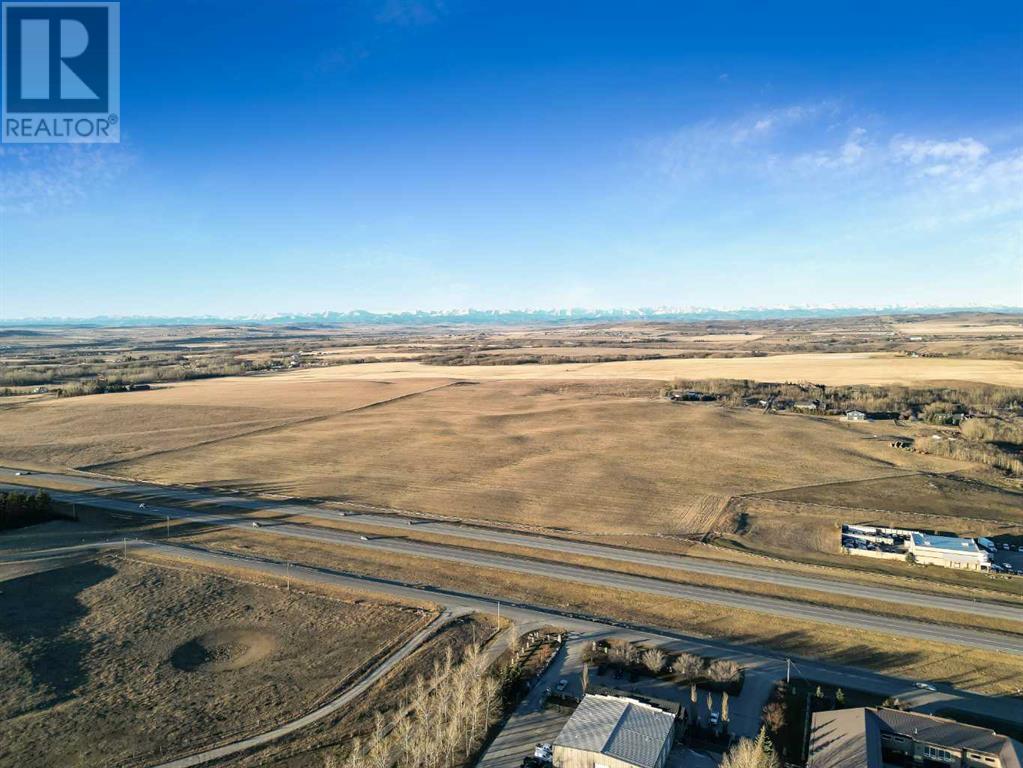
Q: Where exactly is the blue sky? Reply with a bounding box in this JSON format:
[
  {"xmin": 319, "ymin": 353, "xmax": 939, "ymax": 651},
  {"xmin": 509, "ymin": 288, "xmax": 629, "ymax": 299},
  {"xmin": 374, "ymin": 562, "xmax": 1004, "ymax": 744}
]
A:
[{"xmin": 2, "ymin": 0, "xmax": 1022, "ymax": 318}]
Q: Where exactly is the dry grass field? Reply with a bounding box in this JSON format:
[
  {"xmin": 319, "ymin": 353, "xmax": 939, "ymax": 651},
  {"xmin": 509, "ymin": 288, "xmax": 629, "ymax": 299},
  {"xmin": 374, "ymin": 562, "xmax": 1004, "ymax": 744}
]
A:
[
  {"xmin": 73, "ymin": 381, "xmax": 964, "ymax": 536},
  {"xmin": 1, "ymin": 314, "xmax": 1019, "ymax": 544},
  {"xmin": 223, "ymin": 613, "xmax": 501, "ymax": 767},
  {"xmin": 0, "ymin": 557, "xmax": 429, "ymax": 768},
  {"xmin": 760, "ymin": 473, "xmax": 1023, "ymax": 524},
  {"xmin": 710, "ymin": 472, "xmax": 1023, "ymax": 575},
  {"xmin": 188, "ymin": 529, "xmax": 1023, "ymax": 696},
  {"xmin": 0, "ymin": 378, "xmax": 449, "ymax": 469},
  {"xmin": 276, "ymin": 351, "xmax": 1023, "ymax": 386}
]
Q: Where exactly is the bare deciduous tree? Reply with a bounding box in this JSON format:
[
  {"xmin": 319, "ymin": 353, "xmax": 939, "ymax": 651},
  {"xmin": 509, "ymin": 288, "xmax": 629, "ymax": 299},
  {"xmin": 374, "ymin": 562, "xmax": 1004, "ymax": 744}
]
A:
[
  {"xmin": 323, "ymin": 641, "xmax": 501, "ymax": 768},
  {"xmin": 707, "ymin": 659, "xmax": 741, "ymax": 685},
  {"xmin": 672, "ymin": 652, "xmax": 704, "ymax": 680},
  {"xmin": 720, "ymin": 727, "xmax": 779, "ymax": 768},
  {"xmin": 641, "ymin": 647, "xmax": 666, "ymax": 675}
]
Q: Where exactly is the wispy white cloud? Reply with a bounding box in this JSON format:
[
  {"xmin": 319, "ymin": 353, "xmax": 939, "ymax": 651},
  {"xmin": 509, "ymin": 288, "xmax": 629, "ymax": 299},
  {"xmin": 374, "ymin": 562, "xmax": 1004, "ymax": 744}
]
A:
[
  {"xmin": 890, "ymin": 136, "xmax": 989, "ymax": 165},
  {"xmin": 795, "ymin": 126, "xmax": 870, "ymax": 170},
  {"xmin": 644, "ymin": 103, "xmax": 1023, "ymax": 282},
  {"xmin": 0, "ymin": 144, "xmax": 134, "ymax": 215},
  {"xmin": 652, "ymin": 101, "xmax": 841, "ymax": 180},
  {"xmin": 373, "ymin": 0, "xmax": 446, "ymax": 26}
]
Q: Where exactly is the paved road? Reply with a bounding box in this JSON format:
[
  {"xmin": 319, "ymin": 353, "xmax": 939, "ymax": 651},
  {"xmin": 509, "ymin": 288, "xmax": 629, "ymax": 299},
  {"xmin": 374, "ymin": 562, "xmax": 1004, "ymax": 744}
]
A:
[
  {"xmin": 5, "ymin": 481, "xmax": 1023, "ymax": 656},
  {"xmin": 6, "ymin": 538, "xmax": 1023, "ymax": 742},
  {"xmin": 116, "ymin": 542, "xmax": 1023, "ymax": 740},
  {"xmin": 4, "ymin": 467, "xmax": 1020, "ymax": 625},
  {"xmin": 152, "ymin": 610, "xmax": 457, "ymax": 768}
]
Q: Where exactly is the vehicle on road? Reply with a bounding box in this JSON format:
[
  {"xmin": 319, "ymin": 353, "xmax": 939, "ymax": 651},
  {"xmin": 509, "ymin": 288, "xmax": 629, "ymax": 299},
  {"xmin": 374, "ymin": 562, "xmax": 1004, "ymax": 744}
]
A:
[
  {"xmin": 709, "ymin": 711, "xmax": 720, "ymax": 726},
  {"xmin": 359, "ymin": 535, "xmax": 370, "ymax": 541},
  {"xmin": 914, "ymin": 682, "xmax": 937, "ymax": 691},
  {"xmin": 138, "ymin": 503, "xmax": 147, "ymax": 509},
  {"xmin": 534, "ymin": 743, "xmax": 552, "ymax": 761},
  {"xmin": 555, "ymin": 678, "xmax": 568, "ymax": 692},
  {"xmin": 14, "ymin": 470, "xmax": 29, "ymax": 476},
  {"xmin": 251, "ymin": 521, "xmax": 261, "ymax": 528}
]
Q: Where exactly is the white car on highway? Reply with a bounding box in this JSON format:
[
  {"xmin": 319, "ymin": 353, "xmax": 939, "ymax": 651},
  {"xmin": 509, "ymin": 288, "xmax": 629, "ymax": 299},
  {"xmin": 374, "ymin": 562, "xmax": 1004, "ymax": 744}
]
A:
[{"xmin": 914, "ymin": 682, "xmax": 937, "ymax": 691}]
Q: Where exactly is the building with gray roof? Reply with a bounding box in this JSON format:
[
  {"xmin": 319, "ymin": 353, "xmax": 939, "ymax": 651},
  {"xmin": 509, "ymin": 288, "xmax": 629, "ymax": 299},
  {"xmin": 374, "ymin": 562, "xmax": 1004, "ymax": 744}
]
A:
[
  {"xmin": 809, "ymin": 707, "xmax": 1022, "ymax": 768},
  {"xmin": 552, "ymin": 694, "xmax": 676, "ymax": 768},
  {"xmin": 909, "ymin": 532, "xmax": 991, "ymax": 571}
]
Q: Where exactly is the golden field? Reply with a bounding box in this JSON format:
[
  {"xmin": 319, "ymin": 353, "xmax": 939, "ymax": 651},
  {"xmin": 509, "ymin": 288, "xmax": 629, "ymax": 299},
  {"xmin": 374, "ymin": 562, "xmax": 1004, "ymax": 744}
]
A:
[
  {"xmin": 277, "ymin": 351, "xmax": 1023, "ymax": 386},
  {"xmin": 1, "ymin": 375, "xmax": 969, "ymax": 536}
]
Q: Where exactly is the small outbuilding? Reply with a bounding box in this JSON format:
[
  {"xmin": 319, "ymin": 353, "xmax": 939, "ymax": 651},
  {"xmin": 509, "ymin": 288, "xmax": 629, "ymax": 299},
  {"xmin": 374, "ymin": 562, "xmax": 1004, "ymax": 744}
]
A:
[{"xmin": 845, "ymin": 410, "xmax": 867, "ymax": 421}]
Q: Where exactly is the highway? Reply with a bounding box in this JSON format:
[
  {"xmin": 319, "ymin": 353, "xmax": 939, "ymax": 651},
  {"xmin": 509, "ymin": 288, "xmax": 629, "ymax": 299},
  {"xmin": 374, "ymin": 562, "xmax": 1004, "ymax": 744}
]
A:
[
  {"xmin": 4, "ymin": 467, "xmax": 1022, "ymax": 625},
  {"xmin": 5, "ymin": 478, "xmax": 1023, "ymax": 656},
  {"xmin": 14, "ymin": 537, "xmax": 1020, "ymax": 726}
]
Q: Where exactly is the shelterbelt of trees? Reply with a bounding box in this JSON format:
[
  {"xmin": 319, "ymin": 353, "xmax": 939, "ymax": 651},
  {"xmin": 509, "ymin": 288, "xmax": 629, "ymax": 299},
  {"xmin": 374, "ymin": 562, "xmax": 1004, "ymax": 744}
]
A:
[{"xmin": 0, "ymin": 490, "xmax": 54, "ymax": 530}]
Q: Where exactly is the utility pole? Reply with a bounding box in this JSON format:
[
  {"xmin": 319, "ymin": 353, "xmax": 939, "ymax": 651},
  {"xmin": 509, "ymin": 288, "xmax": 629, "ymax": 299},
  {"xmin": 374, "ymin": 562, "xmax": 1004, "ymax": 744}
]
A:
[
  {"xmin": 497, "ymin": 600, "xmax": 501, "ymax": 626},
  {"xmin": 786, "ymin": 658, "xmax": 791, "ymax": 684},
  {"xmin": 286, "ymin": 562, "xmax": 291, "ymax": 591},
  {"xmin": 123, "ymin": 537, "xmax": 127, "ymax": 557}
]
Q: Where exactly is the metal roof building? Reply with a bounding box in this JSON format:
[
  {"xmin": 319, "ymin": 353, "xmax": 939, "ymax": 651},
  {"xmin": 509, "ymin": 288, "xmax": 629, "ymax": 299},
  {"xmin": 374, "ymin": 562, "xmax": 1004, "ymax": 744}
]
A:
[
  {"xmin": 552, "ymin": 694, "xmax": 676, "ymax": 768},
  {"xmin": 909, "ymin": 532, "xmax": 991, "ymax": 571},
  {"xmin": 809, "ymin": 707, "xmax": 1022, "ymax": 768}
]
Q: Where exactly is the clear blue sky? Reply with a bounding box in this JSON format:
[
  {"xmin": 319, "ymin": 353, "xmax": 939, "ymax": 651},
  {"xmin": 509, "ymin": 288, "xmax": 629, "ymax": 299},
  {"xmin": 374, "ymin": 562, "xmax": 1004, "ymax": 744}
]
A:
[{"xmin": 2, "ymin": 0, "xmax": 1022, "ymax": 318}]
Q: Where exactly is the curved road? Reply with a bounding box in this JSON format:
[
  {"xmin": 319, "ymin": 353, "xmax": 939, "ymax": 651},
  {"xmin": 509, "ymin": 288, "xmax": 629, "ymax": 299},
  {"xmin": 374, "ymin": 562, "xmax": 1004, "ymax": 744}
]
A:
[{"xmin": 150, "ymin": 610, "xmax": 455, "ymax": 768}]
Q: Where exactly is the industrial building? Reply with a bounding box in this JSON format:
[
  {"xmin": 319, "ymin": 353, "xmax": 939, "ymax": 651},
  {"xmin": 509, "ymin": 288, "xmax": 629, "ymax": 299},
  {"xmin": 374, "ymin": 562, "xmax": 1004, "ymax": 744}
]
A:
[
  {"xmin": 552, "ymin": 694, "xmax": 676, "ymax": 768},
  {"xmin": 910, "ymin": 532, "xmax": 991, "ymax": 571},
  {"xmin": 809, "ymin": 707, "xmax": 1022, "ymax": 768},
  {"xmin": 841, "ymin": 524, "xmax": 991, "ymax": 571}
]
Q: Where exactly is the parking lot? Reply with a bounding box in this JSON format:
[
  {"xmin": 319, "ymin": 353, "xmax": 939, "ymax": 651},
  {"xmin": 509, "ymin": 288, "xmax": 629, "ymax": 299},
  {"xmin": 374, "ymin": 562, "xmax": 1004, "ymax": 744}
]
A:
[{"xmin": 990, "ymin": 545, "xmax": 1023, "ymax": 576}]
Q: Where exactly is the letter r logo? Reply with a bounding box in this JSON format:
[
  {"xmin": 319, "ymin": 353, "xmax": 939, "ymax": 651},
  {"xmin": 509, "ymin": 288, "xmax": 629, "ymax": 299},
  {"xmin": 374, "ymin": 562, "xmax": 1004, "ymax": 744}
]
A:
[{"xmin": 4, "ymin": 3, "xmax": 112, "ymax": 113}]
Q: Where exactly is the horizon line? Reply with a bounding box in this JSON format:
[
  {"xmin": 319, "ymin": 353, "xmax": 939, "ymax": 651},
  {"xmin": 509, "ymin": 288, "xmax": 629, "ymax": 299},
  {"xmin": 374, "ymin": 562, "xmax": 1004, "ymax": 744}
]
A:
[{"xmin": 2, "ymin": 304, "xmax": 1022, "ymax": 328}]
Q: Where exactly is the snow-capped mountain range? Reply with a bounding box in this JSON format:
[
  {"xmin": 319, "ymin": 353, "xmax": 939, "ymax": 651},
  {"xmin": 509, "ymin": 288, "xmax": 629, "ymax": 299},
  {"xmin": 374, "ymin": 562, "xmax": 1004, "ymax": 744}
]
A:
[{"xmin": 1, "ymin": 305, "xmax": 1020, "ymax": 327}]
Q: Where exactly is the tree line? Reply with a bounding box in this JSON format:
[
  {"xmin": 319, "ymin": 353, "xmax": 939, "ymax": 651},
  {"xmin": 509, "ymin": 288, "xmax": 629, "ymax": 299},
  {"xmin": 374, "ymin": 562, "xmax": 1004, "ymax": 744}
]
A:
[
  {"xmin": 325, "ymin": 643, "xmax": 500, "ymax": 768},
  {"xmin": 0, "ymin": 491, "xmax": 53, "ymax": 530}
]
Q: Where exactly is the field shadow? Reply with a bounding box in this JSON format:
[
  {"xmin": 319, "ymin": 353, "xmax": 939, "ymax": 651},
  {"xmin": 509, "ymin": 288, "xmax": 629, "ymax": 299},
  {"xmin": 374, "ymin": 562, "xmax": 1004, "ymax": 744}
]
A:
[
  {"xmin": 750, "ymin": 629, "xmax": 924, "ymax": 671},
  {"xmin": 0, "ymin": 560, "xmax": 116, "ymax": 713}
]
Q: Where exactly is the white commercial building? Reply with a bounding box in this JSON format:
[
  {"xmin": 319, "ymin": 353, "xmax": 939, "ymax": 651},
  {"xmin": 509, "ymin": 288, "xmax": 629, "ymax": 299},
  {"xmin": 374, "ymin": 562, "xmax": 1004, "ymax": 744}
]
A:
[{"xmin": 909, "ymin": 533, "xmax": 991, "ymax": 571}]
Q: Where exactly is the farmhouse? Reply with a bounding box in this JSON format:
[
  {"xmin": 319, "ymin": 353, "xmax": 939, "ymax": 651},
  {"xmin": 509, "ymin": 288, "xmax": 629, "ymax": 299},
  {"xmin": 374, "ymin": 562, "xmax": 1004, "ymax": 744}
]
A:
[
  {"xmin": 794, "ymin": 399, "xmax": 822, "ymax": 411},
  {"xmin": 552, "ymin": 694, "xmax": 675, "ymax": 768},
  {"xmin": 808, "ymin": 707, "xmax": 1022, "ymax": 768},
  {"xmin": 845, "ymin": 410, "xmax": 867, "ymax": 421},
  {"xmin": 909, "ymin": 532, "xmax": 991, "ymax": 571},
  {"xmin": 668, "ymin": 390, "xmax": 716, "ymax": 402}
]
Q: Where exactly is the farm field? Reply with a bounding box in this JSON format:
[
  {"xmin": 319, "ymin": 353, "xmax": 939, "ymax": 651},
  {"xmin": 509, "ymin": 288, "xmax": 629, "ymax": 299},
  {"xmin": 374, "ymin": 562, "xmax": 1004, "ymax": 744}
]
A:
[
  {"xmin": 0, "ymin": 557, "xmax": 430, "ymax": 768},
  {"xmin": 1, "ymin": 313, "xmax": 1020, "ymax": 545},
  {"xmin": 0, "ymin": 378, "xmax": 450, "ymax": 470},
  {"xmin": 276, "ymin": 351, "xmax": 1023, "ymax": 386},
  {"xmin": 79, "ymin": 381, "xmax": 966, "ymax": 536}
]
